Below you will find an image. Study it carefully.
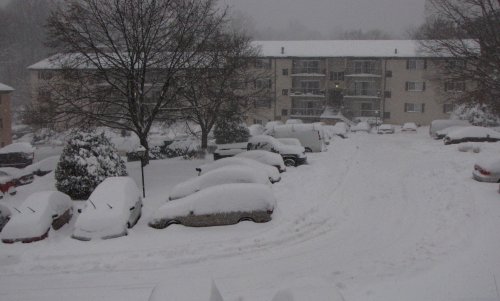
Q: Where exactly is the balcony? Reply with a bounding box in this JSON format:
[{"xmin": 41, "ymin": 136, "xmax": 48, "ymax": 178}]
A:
[
  {"xmin": 290, "ymin": 107, "xmax": 324, "ymax": 117},
  {"xmin": 291, "ymin": 68, "xmax": 326, "ymax": 76},
  {"xmin": 343, "ymin": 89, "xmax": 381, "ymax": 98},
  {"xmin": 290, "ymin": 88, "xmax": 325, "ymax": 98},
  {"xmin": 344, "ymin": 68, "xmax": 382, "ymax": 77}
]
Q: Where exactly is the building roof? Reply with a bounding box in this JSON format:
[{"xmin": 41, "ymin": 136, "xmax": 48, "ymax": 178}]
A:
[
  {"xmin": 252, "ymin": 40, "xmax": 443, "ymax": 58},
  {"xmin": 0, "ymin": 83, "xmax": 14, "ymax": 93}
]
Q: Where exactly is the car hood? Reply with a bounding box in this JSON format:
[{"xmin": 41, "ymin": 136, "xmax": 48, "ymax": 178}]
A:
[
  {"xmin": 278, "ymin": 144, "xmax": 305, "ymax": 155},
  {"xmin": 74, "ymin": 207, "xmax": 127, "ymax": 239}
]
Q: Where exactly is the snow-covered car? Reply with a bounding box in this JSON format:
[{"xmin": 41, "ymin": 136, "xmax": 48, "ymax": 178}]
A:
[
  {"xmin": 350, "ymin": 121, "xmax": 371, "ymax": 133},
  {"xmin": 0, "ymin": 142, "xmax": 35, "ymax": 168},
  {"xmin": 248, "ymin": 135, "xmax": 307, "ymax": 167},
  {"xmin": 235, "ymin": 150, "xmax": 286, "ymax": 173},
  {"xmin": 149, "ymin": 183, "xmax": 276, "ymax": 229},
  {"xmin": 429, "ymin": 119, "xmax": 470, "ymax": 138},
  {"xmin": 0, "ymin": 203, "xmax": 11, "ymax": 232},
  {"xmin": 472, "ymin": 158, "xmax": 500, "ymax": 183},
  {"xmin": 196, "ymin": 157, "xmax": 281, "ymax": 183},
  {"xmin": 72, "ymin": 177, "xmax": 142, "ymax": 241},
  {"xmin": 248, "ymin": 124, "xmax": 265, "ymax": 136},
  {"xmin": 213, "ymin": 142, "xmax": 248, "ymax": 160},
  {"xmin": 0, "ymin": 170, "xmax": 17, "ymax": 198},
  {"xmin": 443, "ymin": 126, "xmax": 500, "ymax": 145},
  {"xmin": 434, "ymin": 125, "xmax": 468, "ymax": 140},
  {"xmin": 1, "ymin": 191, "xmax": 73, "ymax": 244},
  {"xmin": 0, "ymin": 167, "xmax": 34, "ymax": 186},
  {"xmin": 264, "ymin": 120, "xmax": 284, "ymax": 132},
  {"xmin": 285, "ymin": 119, "xmax": 303, "ymax": 125},
  {"xmin": 277, "ymin": 138, "xmax": 303, "ymax": 147},
  {"xmin": 169, "ymin": 165, "xmax": 271, "ymax": 201},
  {"xmin": 24, "ymin": 155, "xmax": 60, "ymax": 176},
  {"xmin": 377, "ymin": 124, "xmax": 395, "ymax": 134},
  {"xmin": 401, "ymin": 122, "xmax": 418, "ymax": 132}
]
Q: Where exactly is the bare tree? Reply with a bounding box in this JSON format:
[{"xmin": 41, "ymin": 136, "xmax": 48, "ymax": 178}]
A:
[
  {"xmin": 415, "ymin": 0, "xmax": 500, "ymax": 113},
  {"xmin": 42, "ymin": 0, "xmax": 229, "ymax": 162},
  {"xmin": 178, "ymin": 29, "xmax": 260, "ymax": 152}
]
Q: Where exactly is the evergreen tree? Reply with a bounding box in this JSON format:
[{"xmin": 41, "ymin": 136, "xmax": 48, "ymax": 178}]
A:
[
  {"xmin": 213, "ymin": 110, "xmax": 250, "ymax": 144},
  {"xmin": 55, "ymin": 130, "xmax": 127, "ymax": 200}
]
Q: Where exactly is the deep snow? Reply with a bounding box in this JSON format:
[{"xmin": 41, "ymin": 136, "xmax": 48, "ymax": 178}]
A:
[{"xmin": 1, "ymin": 127, "xmax": 500, "ymax": 301}]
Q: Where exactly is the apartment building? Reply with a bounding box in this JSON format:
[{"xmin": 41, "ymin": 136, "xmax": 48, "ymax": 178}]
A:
[
  {"xmin": 247, "ymin": 40, "xmax": 461, "ymax": 126},
  {"xmin": 0, "ymin": 83, "xmax": 13, "ymax": 147}
]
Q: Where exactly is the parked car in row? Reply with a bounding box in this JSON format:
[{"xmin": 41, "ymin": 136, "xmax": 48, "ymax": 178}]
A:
[
  {"xmin": 1, "ymin": 191, "xmax": 73, "ymax": 243},
  {"xmin": 0, "ymin": 170, "xmax": 18, "ymax": 198},
  {"xmin": 434, "ymin": 125, "xmax": 468, "ymax": 140},
  {"xmin": 267, "ymin": 124, "xmax": 325, "ymax": 152},
  {"xmin": 473, "ymin": 158, "xmax": 500, "ymax": 183},
  {"xmin": 213, "ymin": 142, "xmax": 248, "ymax": 160},
  {"xmin": 149, "ymin": 183, "xmax": 276, "ymax": 229},
  {"xmin": 377, "ymin": 124, "xmax": 395, "ymax": 134},
  {"xmin": 401, "ymin": 122, "xmax": 418, "ymax": 132},
  {"xmin": 235, "ymin": 150, "xmax": 286, "ymax": 173},
  {"xmin": 0, "ymin": 142, "xmax": 35, "ymax": 168},
  {"xmin": 0, "ymin": 203, "xmax": 11, "ymax": 232},
  {"xmin": 429, "ymin": 119, "xmax": 470, "ymax": 139},
  {"xmin": 248, "ymin": 135, "xmax": 306, "ymax": 167},
  {"xmin": 443, "ymin": 126, "xmax": 500, "ymax": 145},
  {"xmin": 0, "ymin": 167, "xmax": 34, "ymax": 186},
  {"xmin": 197, "ymin": 157, "xmax": 281, "ymax": 183},
  {"xmin": 72, "ymin": 177, "xmax": 142, "ymax": 241},
  {"xmin": 169, "ymin": 165, "xmax": 271, "ymax": 201},
  {"xmin": 350, "ymin": 122, "xmax": 371, "ymax": 133}
]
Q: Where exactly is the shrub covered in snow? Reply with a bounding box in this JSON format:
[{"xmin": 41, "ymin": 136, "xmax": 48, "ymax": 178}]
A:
[
  {"xmin": 55, "ymin": 130, "xmax": 127, "ymax": 200},
  {"xmin": 452, "ymin": 104, "xmax": 500, "ymax": 126},
  {"xmin": 214, "ymin": 113, "xmax": 249, "ymax": 145}
]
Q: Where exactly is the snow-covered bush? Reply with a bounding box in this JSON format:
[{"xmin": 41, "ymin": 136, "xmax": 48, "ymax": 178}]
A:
[
  {"xmin": 55, "ymin": 130, "xmax": 127, "ymax": 200},
  {"xmin": 214, "ymin": 114, "xmax": 249, "ymax": 144},
  {"xmin": 452, "ymin": 104, "xmax": 500, "ymax": 126}
]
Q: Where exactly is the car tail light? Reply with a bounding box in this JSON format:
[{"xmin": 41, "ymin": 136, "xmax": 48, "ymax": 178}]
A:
[{"xmin": 479, "ymin": 168, "xmax": 491, "ymax": 176}]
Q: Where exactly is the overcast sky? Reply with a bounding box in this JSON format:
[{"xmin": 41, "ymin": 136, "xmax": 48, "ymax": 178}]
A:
[{"xmin": 224, "ymin": 0, "xmax": 428, "ymax": 38}]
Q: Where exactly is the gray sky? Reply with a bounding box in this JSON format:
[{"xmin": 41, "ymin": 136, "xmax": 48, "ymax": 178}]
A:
[{"xmin": 224, "ymin": 0, "xmax": 428, "ymax": 38}]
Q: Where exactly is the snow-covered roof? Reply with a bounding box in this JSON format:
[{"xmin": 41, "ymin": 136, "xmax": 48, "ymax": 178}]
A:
[
  {"xmin": 0, "ymin": 83, "xmax": 14, "ymax": 92},
  {"xmin": 252, "ymin": 40, "xmax": 445, "ymax": 58}
]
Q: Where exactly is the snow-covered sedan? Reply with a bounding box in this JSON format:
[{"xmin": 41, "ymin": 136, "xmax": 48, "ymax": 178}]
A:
[
  {"xmin": 377, "ymin": 124, "xmax": 395, "ymax": 134},
  {"xmin": 1, "ymin": 191, "xmax": 73, "ymax": 243},
  {"xmin": 443, "ymin": 126, "xmax": 500, "ymax": 145},
  {"xmin": 248, "ymin": 135, "xmax": 307, "ymax": 167},
  {"xmin": 401, "ymin": 122, "xmax": 418, "ymax": 132},
  {"xmin": 169, "ymin": 165, "xmax": 271, "ymax": 201},
  {"xmin": 72, "ymin": 177, "xmax": 142, "ymax": 241},
  {"xmin": 473, "ymin": 158, "xmax": 500, "ymax": 183},
  {"xmin": 196, "ymin": 157, "xmax": 281, "ymax": 183},
  {"xmin": 350, "ymin": 121, "xmax": 371, "ymax": 133},
  {"xmin": 235, "ymin": 150, "xmax": 286, "ymax": 173},
  {"xmin": 0, "ymin": 167, "xmax": 34, "ymax": 186},
  {"xmin": 149, "ymin": 183, "xmax": 276, "ymax": 229}
]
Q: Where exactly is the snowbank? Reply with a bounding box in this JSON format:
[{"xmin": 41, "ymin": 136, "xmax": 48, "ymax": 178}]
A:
[{"xmin": 0, "ymin": 142, "xmax": 34, "ymax": 154}]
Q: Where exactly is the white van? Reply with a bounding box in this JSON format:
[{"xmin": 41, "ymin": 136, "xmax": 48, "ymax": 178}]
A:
[
  {"xmin": 429, "ymin": 119, "xmax": 470, "ymax": 139},
  {"xmin": 267, "ymin": 124, "xmax": 326, "ymax": 152}
]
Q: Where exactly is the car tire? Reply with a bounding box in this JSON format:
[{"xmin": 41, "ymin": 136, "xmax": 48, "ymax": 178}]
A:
[
  {"xmin": 304, "ymin": 147, "xmax": 312, "ymax": 153},
  {"xmin": 238, "ymin": 217, "xmax": 256, "ymax": 223},
  {"xmin": 283, "ymin": 158, "xmax": 296, "ymax": 167}
]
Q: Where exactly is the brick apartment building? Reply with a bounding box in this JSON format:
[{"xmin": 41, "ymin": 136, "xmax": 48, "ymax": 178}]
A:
[{"xmin": 0, "ymin": 83, "xmax": 13, "ymax": 147}]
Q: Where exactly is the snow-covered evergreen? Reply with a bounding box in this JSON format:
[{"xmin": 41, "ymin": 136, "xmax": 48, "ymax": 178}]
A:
[
  {"xmin": 214, "ymin": 114, "xmax": 250, "ymax": 144},
  {"xmin": 55, "ymin": 130, "xmax": 127, "ymax": 200}
]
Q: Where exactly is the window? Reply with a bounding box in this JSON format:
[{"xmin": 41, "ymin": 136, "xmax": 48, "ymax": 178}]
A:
[
  {"xmin": 255, "ymin": 98, "xmax": 271, "ymax": 108},
  {"xmin": 353, "ymin": 81, "xmax": 376, "ymax": 96},
  {"xmin": 293, "ymin": 60, "xmax": 320, "ymax": 73},
  {"xmin": 282, "ymin": 89, "xmax": 288, "ymax": 96},
  {"xmin": 384, "ymin": 91, "xmax": 392, "ymax": 98},
  {"xmin": 282, "ymin": 69, "xmax": 288, "ymax": 76},
  {"xmin": 281, "ymin": 109, "xmax": 288, "ymax": 116},
  {"xmin": 353, "ymin": 60, "xmax": 376, "ymax": 74},
  {"xmin": 330, "ymin": 71, "xmax": 344, "ymax": 81},
  {"xmin": 445, "ymin": 81, "xmax": 465, "ymax": 92},
  {"xmin": 384, "ymin": 112, "xmax": 391, "ymax": 119},
  {"xmin": 404, "ymin": 103, "xmax": 425, "ymax": 113},
  {"xmin": 405, "ymin": 81, "xmax": 426, "ymax": 92},
  {"xmin": 255, "ymin": 78, "xmax": 272, "ymax": 89},
  {"xmin": 443, "ymin": 103, "xmax": 454, "ymax": 113},
  {"xmin": 254, "ymin": 58, "xmax": 271, "ymax": 69},
  {"xmin": 385, "ymin": 70, "xmax": 393, "ymax": 77},
  {"xmin": 407, "ymin": 59, "xmax": 426, "ymax": 70}
]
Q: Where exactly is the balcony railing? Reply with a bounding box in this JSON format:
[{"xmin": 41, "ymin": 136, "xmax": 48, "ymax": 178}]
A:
[
  {"xmin": 344, "ymin": 68, "xmax": 382, "ymax": 76},
  {"xmin": 290, "ymin": 107, "xmax": 324, "ymax": 117},
  {"xmin": 343, "ymin": 89, "xmax": 381, "ymax": 98},
  {"xmin": 290, "ymin": 89, "xmax": 325, "ymax": 97},
  {"xmin": 291, "ymin": 68, "xmax": 326, "ymax": 75}
]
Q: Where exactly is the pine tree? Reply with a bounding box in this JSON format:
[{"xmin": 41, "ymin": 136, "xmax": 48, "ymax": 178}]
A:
[
  {"xmin": 213, "ymin": 110, "xmax": 250, "ymax": 144},
  {"xmin": 55, "ymin": 130, "xmax": 127, "ymax": 200}
]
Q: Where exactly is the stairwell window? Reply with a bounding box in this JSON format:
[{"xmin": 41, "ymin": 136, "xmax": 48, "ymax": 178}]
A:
[
  {"xmin": 404, "ymin": 103, "xmax": 425, "ymax": 113},
  {"xmin": 405, "ymin": 81, "xmax": 426, "ymax": 92},
  {"xmin": 407, "ymin": 59, "xmax": 426, "ymax": 70}
]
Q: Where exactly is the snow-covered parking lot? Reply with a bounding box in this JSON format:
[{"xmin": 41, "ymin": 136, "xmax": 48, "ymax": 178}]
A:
[{"xmin": 1, "ymin": 127, "xmax": 500, "ymax": 301}]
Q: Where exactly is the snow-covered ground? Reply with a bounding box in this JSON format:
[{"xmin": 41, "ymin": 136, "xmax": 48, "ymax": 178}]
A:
[{"xmin": 1, "ymin": 127, "xmax": 500, "ymax": 301}]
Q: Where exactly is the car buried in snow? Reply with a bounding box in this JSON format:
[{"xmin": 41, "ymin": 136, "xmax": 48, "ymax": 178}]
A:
[
  {"xmin": 149, "ymin": 183, "xmax": 276, "ymax": 229},
  {"xmin": 196, "ymin": 157, "xmax": 281, "ymax": 183},
  {"xmin": 247, "ymin": 135, "xmax": 307, "ymax": 166},
  {"xmin": 443, "ymin": 126, "xmax": 500, "ymax": 145},
  {"xmin": 168, "ymin": 165, "xmax": 271, "ymax": 201},
  {"xmin": 473, "ymin": 158, "xmax": 500, "ymax": 183},
  {"xmin": 1, "ymin": 191, "xmax": 73, "ymax": 244},
  {"xmin": 235, "ymin": 150, "xmax": 286, "ymax": 173},
  {"xmin": 72, "ymin": 177, "xmax": 142, "ymax": 241}
]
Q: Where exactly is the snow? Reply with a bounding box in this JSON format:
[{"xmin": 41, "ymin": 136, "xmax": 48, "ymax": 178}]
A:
[
  {"xmin": 148, "ymin": 279, "xmax": 224, "ymax": 301},
  {"xmin": 402, "ymin": 122, "xmax": 418, "ymax": 131},
  {"xmin": 0, "ymin": 82, "xmax": 14, "ymax": 92},
  {"xmin": 248, "ymin": 124, "xmax": 265, "ymax": 136},
  {"xmin": 351, "ymin": 121, "xmax": 371, "ymax": 132},
  {"xmin": 253, "ymin": 40, "xmax": 436, "ymax": 58},
  {"xmin": 72, "ymin": 177, "xmax": 141, "ymax": 240},
  {"xmin": 1, "ymin": 191, "xmax": 71, "ymax": 241},
  {"xmin": 248, "ymin": 135, "xmax": 306, "ymax": 156},
  {"xmin": 445, "ymin": 126, "xmax": 500, "ymax": 140},
  {"xmin": 2, "ymin": 128, "xmax": 500, "ymax": 301},
  {"xmin": 235, "ymin": 150, "xmax": 286, "ymax": 171},
  {"xmin": 0, "ymin": 142, "xmax": 34, "ymax": 154},
  {"xmin": 152, "ymin": 183, "xmax": 276, "ymax": 221},
  {"xmin": 276, "ymin": 138, "xmax": 302, "ymax": 147},
  {"xmin": 214, "ymin": 143, "xmax": 248, "ymax": 157},
  {"xmin": 429, "ymin": 119, "xmax": 470, "ymax": 137},
  {"xmin": 285, "ymin": 119, "xmax": 303, "ymax": 125},
  {"xmin": 24, "ymin": 155, "xmax": 60, "ymax": 174},
  {"xmin": 197, "ymin": 157, "xmax": 281, "ymax": 183},
  {"xmin": 474, "ymin": 157, "xmax": 500, "ymax": 172},
  {"xmin": 169, "ymin": 165, "xmax": 271, "ymax": 201}
]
